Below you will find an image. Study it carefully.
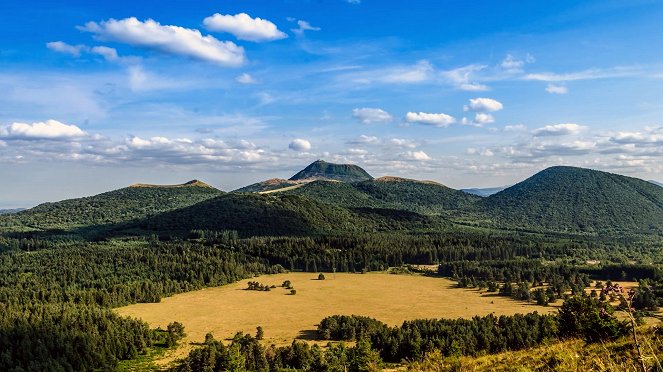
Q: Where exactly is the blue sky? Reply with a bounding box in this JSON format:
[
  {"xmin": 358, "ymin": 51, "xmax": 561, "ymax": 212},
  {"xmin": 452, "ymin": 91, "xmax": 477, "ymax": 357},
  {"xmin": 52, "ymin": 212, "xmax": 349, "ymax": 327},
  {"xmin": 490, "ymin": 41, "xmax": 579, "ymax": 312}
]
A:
[{"xmin": 2, "ymin": 0, "xmax": 663, "ymax": 207}]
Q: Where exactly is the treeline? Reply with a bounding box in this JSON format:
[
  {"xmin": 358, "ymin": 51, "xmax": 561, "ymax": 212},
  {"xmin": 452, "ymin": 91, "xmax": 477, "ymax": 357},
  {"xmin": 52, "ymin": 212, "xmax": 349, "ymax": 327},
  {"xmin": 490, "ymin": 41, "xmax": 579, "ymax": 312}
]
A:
[
  {"xmin": 171, "ymin": 332, "xmax": 381, "ymax": 372},
  {"xmin": 0, "ymin": 238, "xmax": 283, "ymax": 371},
  {"xmin": 317, "ymin": 313, "xmax": 558, "ymax": 362}
]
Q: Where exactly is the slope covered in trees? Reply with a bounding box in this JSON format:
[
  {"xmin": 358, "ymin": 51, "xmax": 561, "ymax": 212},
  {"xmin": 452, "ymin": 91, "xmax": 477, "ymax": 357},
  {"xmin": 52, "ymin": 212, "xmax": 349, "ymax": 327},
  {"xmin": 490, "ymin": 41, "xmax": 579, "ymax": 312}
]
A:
[
  {"xmin": 289, "ymin": 160, "xmax": 373, "ymax": 183},
  {"xmin": 283, "ymin": 177, "xmax": 482, "ymax": 217},
  {"xmin": 2, "ymin": 181, "xmax": 222, "ymax": 230},
  {"xmin": 133, "ymin": 193, "xmax": 449, "ymax": 237},
  {"xmin": 482, "ymin": 166, "xmax": 663, "ymax": 233}
]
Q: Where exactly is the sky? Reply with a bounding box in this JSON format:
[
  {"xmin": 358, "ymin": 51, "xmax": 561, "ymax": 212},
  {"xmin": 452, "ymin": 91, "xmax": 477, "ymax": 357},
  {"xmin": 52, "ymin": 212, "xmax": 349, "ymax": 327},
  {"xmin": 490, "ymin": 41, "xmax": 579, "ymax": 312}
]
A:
[{"xmin": 2, "ymin": 0, "xmax": 663, "ymax": 207}]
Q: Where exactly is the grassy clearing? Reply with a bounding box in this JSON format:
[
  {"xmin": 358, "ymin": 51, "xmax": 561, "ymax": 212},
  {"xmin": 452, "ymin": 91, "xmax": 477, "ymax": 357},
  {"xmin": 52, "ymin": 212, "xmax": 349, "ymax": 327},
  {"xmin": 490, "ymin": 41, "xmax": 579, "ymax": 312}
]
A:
[{"xmin": 116, "ymin": 272, "xmax": 554, "ymax": 365}]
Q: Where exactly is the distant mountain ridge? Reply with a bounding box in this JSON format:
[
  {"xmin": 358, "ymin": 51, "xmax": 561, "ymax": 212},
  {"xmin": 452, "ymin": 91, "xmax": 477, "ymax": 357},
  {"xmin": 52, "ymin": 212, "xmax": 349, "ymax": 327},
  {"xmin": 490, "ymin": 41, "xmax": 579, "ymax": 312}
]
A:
[
  {"xmin": 0, "ymin": 208, "xmax": 25, "ymax": 215},
  {"xmin": 650, "ymin": 180, "xmax": 663, "ymax": 188},
  {"xmin": 462, "ymin": 186, "xmax": 508, "ymax": 197}
]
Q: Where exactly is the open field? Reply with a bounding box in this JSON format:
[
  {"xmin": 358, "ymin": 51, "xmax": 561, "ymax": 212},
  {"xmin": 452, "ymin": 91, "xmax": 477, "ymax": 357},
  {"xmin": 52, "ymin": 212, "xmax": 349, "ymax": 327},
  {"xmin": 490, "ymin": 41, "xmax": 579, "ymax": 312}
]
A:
[{"xmin": 116, "ymin": 272, "xmax": 553, "ymax": 364}]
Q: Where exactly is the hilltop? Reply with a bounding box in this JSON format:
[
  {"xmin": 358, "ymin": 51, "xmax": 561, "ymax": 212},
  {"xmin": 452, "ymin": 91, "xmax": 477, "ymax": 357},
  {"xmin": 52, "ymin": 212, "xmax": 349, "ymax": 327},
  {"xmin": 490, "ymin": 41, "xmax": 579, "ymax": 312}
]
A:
[
  {"xmin": 5, "ymin": 181, "xmax": 222, "ymax": 230},
  {"xmin": 483, "ymin": 166, "xmax": 663, "ymax": 233},
  {"xmin": 129, "ymin": 180, "xmax": 215, "ymax": 189},
  {"xmin": 289, "ymin": 160, "xmax": 373, "ymax": 183}
]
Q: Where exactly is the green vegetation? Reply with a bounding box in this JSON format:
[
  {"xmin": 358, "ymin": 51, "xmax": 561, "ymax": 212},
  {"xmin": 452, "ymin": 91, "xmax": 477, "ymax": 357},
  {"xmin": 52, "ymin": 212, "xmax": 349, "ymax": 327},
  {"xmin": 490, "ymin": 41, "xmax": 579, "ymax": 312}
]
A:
[
  {"xmin": 1, "ymin": 181, "xmax": 221, "ymax": 230},
  {"xmin": 289, "ymin": 159, "xmax": 374, "ymax": 182},
  {"xmin": 483, "ymin": 166, "xmax": 663, "ymax": 233}
]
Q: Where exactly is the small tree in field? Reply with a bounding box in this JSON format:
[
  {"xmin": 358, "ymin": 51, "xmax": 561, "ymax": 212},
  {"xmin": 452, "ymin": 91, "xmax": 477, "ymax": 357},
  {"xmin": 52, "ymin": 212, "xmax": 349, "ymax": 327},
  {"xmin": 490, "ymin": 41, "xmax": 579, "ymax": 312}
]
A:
[
  {"xmin": 318, "ymin": 273, "xmax": 326, "ymax": 280},
  {"xmin": 282, "ymin": 280, "xmax": 292, "ymax": 289},
  {"xmin": 290, "ymin": 289, "xmax": 297, "ymax": 295},
  {"xmin": 255, "ymin": 326, "xmax": 264, "ymax": 340}
]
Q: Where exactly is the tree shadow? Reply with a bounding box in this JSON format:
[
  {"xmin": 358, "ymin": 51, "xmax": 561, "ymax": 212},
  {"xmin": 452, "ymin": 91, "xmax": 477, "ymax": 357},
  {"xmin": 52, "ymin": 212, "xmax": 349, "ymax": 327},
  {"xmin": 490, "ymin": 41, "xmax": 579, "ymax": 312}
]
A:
[{"xmin": 295, "ymin": 329, "xmax": 320, "ymax": 341}]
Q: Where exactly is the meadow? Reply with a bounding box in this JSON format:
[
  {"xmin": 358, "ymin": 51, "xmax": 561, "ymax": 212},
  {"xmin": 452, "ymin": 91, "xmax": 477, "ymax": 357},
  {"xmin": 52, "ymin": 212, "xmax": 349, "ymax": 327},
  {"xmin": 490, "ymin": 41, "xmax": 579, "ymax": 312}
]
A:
[{"xmin": 116, "ymin": 272, "xmax": 554, "ymax": 364}]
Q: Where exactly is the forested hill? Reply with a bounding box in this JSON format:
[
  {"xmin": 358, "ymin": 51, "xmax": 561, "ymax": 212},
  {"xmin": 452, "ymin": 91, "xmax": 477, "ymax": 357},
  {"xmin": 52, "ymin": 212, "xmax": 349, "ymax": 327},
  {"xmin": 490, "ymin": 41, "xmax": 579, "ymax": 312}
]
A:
[
  {"xmin": 482, "ymin": 166, "xmax": 663, "ymax": 233},
  {"xmin": 289, "ymin": 160, "xmax": 373, "ymax": 183},
  {"xmin": 3, "ymin": 181, "xmax": 223, "ymax": 229},
  {"xmin": 131, "ymin": 192, "xmax": 448, "ymax": 237},
  {"xmin": 283, "ymin": 177, "xmax": 481, "ymax": 216}
]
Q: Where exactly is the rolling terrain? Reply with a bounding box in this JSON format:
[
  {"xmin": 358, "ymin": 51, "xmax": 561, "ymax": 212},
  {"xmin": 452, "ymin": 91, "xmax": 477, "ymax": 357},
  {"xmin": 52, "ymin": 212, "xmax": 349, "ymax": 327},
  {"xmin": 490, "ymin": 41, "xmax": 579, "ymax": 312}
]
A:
[
  {"xmin": 482, "ymin": 166, "xmax": 663, "ymax": 233},
  {"xmin": 2, "ymin": 180, "xmax": 222, "ymax": 230}
]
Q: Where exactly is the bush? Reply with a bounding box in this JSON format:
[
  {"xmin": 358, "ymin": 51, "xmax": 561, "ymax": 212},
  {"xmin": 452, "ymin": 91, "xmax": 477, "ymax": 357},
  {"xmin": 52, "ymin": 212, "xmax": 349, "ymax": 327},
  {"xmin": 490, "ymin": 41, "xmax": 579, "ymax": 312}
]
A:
[{"xmin": 318, "ymin": 273, "xmax": 326, "ymax": 280}]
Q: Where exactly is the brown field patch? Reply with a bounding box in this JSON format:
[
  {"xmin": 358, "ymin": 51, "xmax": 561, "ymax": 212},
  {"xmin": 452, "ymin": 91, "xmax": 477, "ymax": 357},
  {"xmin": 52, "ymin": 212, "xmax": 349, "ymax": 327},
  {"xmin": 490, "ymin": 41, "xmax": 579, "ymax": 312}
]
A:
[{"xmin": 116, "ymin": 272, "xmax": 554, "ymax": 365}]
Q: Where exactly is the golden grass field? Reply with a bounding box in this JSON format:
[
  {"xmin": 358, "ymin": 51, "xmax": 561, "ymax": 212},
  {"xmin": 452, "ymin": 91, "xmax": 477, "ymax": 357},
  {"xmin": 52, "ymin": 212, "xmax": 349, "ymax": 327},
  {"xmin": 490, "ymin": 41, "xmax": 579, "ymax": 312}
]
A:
[{"xmin": 116, "ymin": 272, "xmax": 555, "ymax": 364}]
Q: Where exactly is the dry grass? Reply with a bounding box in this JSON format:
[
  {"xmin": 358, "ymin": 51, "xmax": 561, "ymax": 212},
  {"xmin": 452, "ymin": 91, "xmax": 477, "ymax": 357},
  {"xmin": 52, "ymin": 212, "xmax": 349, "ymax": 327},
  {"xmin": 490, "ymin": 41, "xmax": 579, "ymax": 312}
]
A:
[{"xmin": 116, "ymin": 272, "xmax": 553, "ymax": 365}]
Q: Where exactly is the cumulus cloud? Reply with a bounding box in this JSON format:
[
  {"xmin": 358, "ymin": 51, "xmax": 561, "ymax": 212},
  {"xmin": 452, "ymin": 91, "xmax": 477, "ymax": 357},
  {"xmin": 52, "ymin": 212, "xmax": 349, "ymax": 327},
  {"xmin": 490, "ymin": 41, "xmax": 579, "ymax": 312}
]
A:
[
  {"xmin": 291, "ymin": 20, "xmax": 321, "ymax": 36},
  {"xmin": 0, "ymin": 120, "xmax": 86, "ymax": 140},
  {"xmin": 203, "ymin": 13, "xmax": 287, "ymax": 42},
  {"xmin": 545, "ymin": 84, "xmax": 568, "ymax": 94},
  {"xmin": 352, "ymin": 108, "xmax": 393, "ymax": 124},
  {"xmin": 404, "ymin": 150, "xmax": 431, "ymax": 161},
  {"xmin": 473, "ymin": 113, "xmax": 495, "ymax": 125},
  {"xmin": 534, "ymin": 123, "xmax": 586, "ymax": 136},
  {"xmin": 46, "ymin": 41, "xmax": 87, "ymax": 57},
  {"xmin": 610, "ymin": 130, "xmax": 663, "ymax": 145},
  {"xmin": 465, "ymin": 98, "xmax": 503, "ymax": 112},
  {"xmin": 79, "ymin": 17, "xmax": 245, "ymax": 66},
  {"xmin": 236, "ymin": 73, "xmax": 258, "ymax": 84},
  {"xmin": 405, "ymin": 112, "xmax": 456, "ymax": 127},
  {"xmin": 289, "ymin": 138, "xmax": 312, "ymax": 151}
]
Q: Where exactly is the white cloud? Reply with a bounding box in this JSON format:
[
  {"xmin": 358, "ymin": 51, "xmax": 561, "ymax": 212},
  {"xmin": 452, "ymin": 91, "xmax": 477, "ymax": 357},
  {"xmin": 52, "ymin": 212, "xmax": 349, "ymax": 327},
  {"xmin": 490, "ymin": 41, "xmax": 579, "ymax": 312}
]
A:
[
  {"xmin": 473, "ymin": 113, "xmax": 495, "ymax": 125},
  {"xmin": 504, "ymin": 124, "xmax": 528, "ymax": 132},
  {"xmin": 523, "ymin": 67, "xmax": 639, "ymax": 82},
  {"xmin": 79, "ymin": 17, "xmax": 245, "ymax": 66},
  {"xmin": 389, "ymin": 138, "xmax": 417, "ymax": 148},
  {"xmin": 404, "ymin": 150, "xmax": 431, "ymax": 161},
  {"xmin": 203, "ymin": 13, "xmax": 287, "ymax": 42},
  {"xmin": 288, "ymin": 138, "xmax": 312, "ymax": 151},
  {"xmin": 0, "ymin": 120, "xmax": 86, "ymax": 140},
  {"xmin": 500, "ymin": 54, "xmax": 525, "ymax": 73},
  {"xmin": 466, "ymin": 98, "xmax": 503, "ymax": 112},
  {"xmin": 352, "ymin": 108, "xmax": 393, "ymax": 124},
  {"xmin": 533, "ymin": 123, "xmax": 586, "ymax": 136},
  {"xmin": 291, "ymin": 20, "xmax": 321, "ymax": 36},
  {"xmin": 440, "ymin": 64, "xmax": 489, "ymax": 91},
  {"xmin": 405, "ymin": 112, "xmax": 456, "ymax": 127},
  {"xmin": 610, "ymin": 130, "xmax": 663, "ymax": 145},
  {"xmin": 545, "ymin": 84, "xmax": 568, "ymax": 94},
  {"xmin": 90, "ymin": 46, "xmax": 119, "ymax": 61},
  {"xmin": 347, "ymin": 135, "xmax": 380, "ymax": 145},
  {"xmin": 381, "ymin": 60, "xmax": 433, "ymax": 84},
  {"xmin": 236, "ymin": 73, "xmax": 258, "ymax": 84},
  {"xmin": 466, "ymin": 147, "xmax": 494, "ymax": 156},
  {"xmin": 46, "ymin": 41, "xmax": 88, "ymax": 57}
]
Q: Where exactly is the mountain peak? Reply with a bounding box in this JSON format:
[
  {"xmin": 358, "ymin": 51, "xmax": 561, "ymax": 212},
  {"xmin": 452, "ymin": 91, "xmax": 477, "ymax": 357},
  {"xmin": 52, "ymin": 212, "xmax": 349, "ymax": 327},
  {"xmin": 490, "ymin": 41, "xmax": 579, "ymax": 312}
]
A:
[{"xmin": 289, "ymin": 160, "xmax": 373, "ymax": 183}]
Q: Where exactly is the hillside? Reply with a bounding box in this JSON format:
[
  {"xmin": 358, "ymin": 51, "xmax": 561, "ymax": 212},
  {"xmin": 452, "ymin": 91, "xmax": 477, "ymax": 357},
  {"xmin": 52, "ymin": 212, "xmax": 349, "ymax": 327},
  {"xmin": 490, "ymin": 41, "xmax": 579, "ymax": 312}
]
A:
[
  {"xmin": 284, "ymin": 176, "xmax": 481, "ymax": 216},
  {"xmin": 650, "ymin": 180, "xmax": 663, "ymax": 188},
  {"xmin": 289, "ymin": 160, "xmax": 373, "ymax": 183},
  {"xmin": 234, "ymin": 178, "xmax": 305, "ymax": 193},
  {"xmin": 5, "ymin": 181, "xmax": 223, "ymax": 230},
  {"xmin": 132, "ymin": 192, "xmax": 448, "ymax": 237},
  {"xmin": 483, "ymin": 166, "xmax": 663, "ymax": 233}
]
